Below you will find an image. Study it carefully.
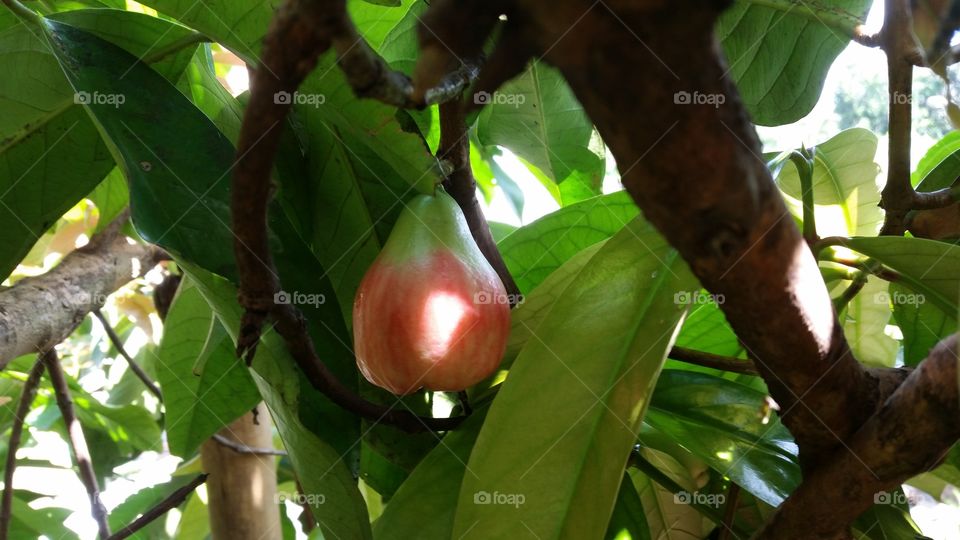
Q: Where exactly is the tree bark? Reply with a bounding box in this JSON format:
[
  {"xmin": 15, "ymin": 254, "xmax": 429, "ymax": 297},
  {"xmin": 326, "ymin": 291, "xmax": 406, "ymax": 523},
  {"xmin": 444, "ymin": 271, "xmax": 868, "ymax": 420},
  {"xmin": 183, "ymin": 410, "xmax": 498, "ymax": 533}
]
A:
[
  {"xmin": 201, "ymin": 404, "xmax": 282, "ymax": 540},
  {"xmin": 0, "ymin": 211, "xmax": 164, "ymax": 368}
]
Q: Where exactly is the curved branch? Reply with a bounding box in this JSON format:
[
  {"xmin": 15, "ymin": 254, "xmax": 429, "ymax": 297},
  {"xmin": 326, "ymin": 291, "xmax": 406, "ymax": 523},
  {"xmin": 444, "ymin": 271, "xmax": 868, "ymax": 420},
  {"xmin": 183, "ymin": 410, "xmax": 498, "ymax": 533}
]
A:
[
  {"xmin": 92, "ymin": 310, "xmax": 162, "ymax": 400},
  {"xmin": 107, "ymin": 474, "xmax": 207, "ymax": 540},
  {"xmin": 212, "ymin": 433, "xmax": 287, "ymax": 456},
  {"xmin": 0, "ymin": 359, "xmax": 45, "ymax": 540},
  {"xmin": 0, "ymin": 211, "xmax": 164, "ymax": 369},
  {"xmin": 438, "ymin": 101, "xmax": 521, "ymax": 302},
  {"xmin": 43, "ymin": 349, "xmax": 110, "ymax": 539},
  {"xmin": 667, "ymin": 347, "xmax": 758, "ymax": 375}
]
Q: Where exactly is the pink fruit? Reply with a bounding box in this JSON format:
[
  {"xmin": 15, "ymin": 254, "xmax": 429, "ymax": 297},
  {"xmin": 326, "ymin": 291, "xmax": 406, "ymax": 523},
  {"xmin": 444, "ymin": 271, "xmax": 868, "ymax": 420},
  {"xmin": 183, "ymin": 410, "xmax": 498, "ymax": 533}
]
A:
[{"xmin": 353, "ymin": 191, "xmax": 511, "ymax": 395}]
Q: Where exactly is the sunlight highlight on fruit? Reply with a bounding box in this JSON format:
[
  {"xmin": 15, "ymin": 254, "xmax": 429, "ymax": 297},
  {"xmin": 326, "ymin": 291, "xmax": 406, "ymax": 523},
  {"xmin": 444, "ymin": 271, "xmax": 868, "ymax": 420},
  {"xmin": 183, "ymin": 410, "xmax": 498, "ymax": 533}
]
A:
[{"xmin": 421, "ymin": 291, "xmax": 470, "ymax": 356}]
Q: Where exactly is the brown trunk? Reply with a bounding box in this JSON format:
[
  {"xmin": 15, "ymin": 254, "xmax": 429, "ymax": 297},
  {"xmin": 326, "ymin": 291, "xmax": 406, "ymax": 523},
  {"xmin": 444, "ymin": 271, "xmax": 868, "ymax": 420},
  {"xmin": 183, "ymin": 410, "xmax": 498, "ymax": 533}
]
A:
[{"xmin": 201, "ymin": 403, "xmax": 281, "ymax": 540}]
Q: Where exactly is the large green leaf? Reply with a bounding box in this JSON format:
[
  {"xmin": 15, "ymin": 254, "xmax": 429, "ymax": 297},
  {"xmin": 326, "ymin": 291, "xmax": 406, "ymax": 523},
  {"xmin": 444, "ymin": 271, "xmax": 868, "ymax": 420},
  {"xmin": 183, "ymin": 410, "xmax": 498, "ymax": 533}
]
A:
[
  {"xmin": 0, "ymin": 9, "xmax": 199, "ymax": 279},
  {"xmin": 452, "ymin": 218, "xmax": 695, "ymax": 538},
  {"xmin": 629, "ymin": 449, "xmax": 710, "ymax": 540},
  {"xmin": 155, "ymin": 279, "xmax": 261, "ymax": 458},
  {"xmin": 719, "ymin": 0, "xmax": 871, "ymax": 126},
  {"xmin": 644, "ymin": 370, "xmax": 799, "ymax": 507},
  {"xmin": 497, "ymin": 191, "xmax": 639, "ymax": 293},
  {"xmin": 476, "ymin": 61, "xmax": 605, "ymax": 206},
  {"xmin": 605, "ymin": 472, "xmax": 651, "ymax": 540}
]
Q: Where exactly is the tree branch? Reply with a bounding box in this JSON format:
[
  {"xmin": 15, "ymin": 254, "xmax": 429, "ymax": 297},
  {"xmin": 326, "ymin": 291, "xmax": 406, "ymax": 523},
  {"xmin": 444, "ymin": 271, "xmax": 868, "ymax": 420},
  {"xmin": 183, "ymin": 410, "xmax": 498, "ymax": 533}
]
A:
[
  {"xmin": 757, "ymin": 335, "xmax": 959, "ymax": 539},
  {"xmin": 212, "ymin": 433, "xmax": 287, "ymax": 456},
  {"xmin": 667, "ymin": 346, "xmax": 758, "ymax": 375},
  {"xmin": 438, "ymin": 100, "xmax": 521, "ymax": 302},
  {"xmin": 92, "ymin": 310, "xmax": 162, "ymax": 401},
  {"xmin": 0, "ymin": 359, "xmax": 45, "ymax": 540},
  {"xmin": 42, "ymin": 349, "xmax": 110, "ymax": 539},
  {"xmin": 106, "ymin": 474, "xmax": 208, "ymax": 540},
  {"xmin": 0, "ymin": 210, "xmax": 164, "ymax": 369}
]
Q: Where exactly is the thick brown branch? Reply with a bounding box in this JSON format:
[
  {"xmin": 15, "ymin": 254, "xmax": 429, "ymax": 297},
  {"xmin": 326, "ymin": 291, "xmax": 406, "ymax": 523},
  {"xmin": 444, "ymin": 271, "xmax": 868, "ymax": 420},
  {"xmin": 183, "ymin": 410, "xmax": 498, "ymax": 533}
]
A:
[
  {"xmin": 0, "ymin": 359, "xmax": 45, "ymax": 540},
  {"xmin": 438, "ymin": 101, "xmax": 521, "ymax": 302},
  {"xmin": 233, "ymin": 0, "xmax": 464, "ymax": 432},
  {"xmin": 92, "ymin": 310, "xmax": 162, "ymax": 400},
  {"xmin": 43, "ymin": 349, "xmax": 110, "ymax": 539},
  {"xmin": 0, "ymin": 211, "xmax": 164, "ymax": 369},
  {"xmin": 757, "ymin": 335, "xmax": 959, "ymax": 539},
  {"xmin": 106, "ymin": 474, "xmax": 208, "ymax": 540}
]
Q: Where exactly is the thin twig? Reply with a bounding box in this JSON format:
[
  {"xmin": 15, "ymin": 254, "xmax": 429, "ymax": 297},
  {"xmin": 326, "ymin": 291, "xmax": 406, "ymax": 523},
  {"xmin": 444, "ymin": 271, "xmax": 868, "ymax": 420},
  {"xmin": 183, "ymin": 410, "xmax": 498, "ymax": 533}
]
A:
[
  {"xmin": 438, "ymin": 100, "xmax": 522, "ymax": 302},
  {"xmin": 212, "ymin": 433, "xmax": 287, "ymax": 456},
  {"xmin": 106, "ymin": 474, "xmax": 208, "ymax": 540},
  {"xmin": 92, "ymin": 310, "xmax": 162, "ymax": 401},
  {"xmin": 42, "ymin": 349, "xmax": 110, "ymax": 539},
  {"xmin": 0, "ymin": 359, "xmax": 46, "ymax": 540},
  {"xmin": 668, "ymin": 347, "xmax": 758, "ymax": 375}
]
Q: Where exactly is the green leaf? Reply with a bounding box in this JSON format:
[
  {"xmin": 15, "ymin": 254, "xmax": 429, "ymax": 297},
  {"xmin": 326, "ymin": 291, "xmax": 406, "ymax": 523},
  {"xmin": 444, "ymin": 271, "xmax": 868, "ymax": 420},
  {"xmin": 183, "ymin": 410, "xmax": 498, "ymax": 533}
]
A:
[
  {"xmin": 88, "ymin": 167, "xmax": 129, "ymax": 232},
  {"xmin": 155, "ymin": 279, "xmax": 261, "ymax": 458},
  {"xmin": 605, "ymin": 472, "xmax": 652, "ymax": 540},
  {"xmin": 138, "ymin": 0, "xmax": 270, "ymax": 61},
  {"xmin": 775, "ymin": 128, "xmax": 883, "ymax": 236},
  {"xmin": 645, "ymin": 370, "xmax": 799, "ymax": 506},
  {"xmin": 8, "ymin": 496, "xmax": 75, "ymax": 540},
  {"xmin": 0, "ymin": 9, "xmax": 203, "ymax": 278},
  {"xmin": 452, "ymin": 218, "xmax": 695, "ymax": 538},
  {"xmin": 852, "ymin": 493, "xmax": 923, "ymax": 539},
  {"xmin": 476, "ymin": 61, "xmax": 605, "ymax": 205},
  {"xmin": 719, "ymin": 0, "xmax": 871, "ymax": 126},
  {"xmin": 107, "ymin": 476, "xmax": 197, "ymax": 535},
  {"xmin": 629, "ymin": 450, "xmax": 710, "ymax": 540},
  {"xmin": 372, "ymin": 409, "xmax": 487, "ymax": 540},
  {"xmin": 914, "ymin": 130, "xmax": 960, "ymax": 191},
  {"xmin": 673, "ymin": 301, "xmax": 742, "ymax": 358},
  {"xmin": 184, "ymin": 264, "xmax": 372, "ymax": 540},
  {"xmin": 498, "ymin": 191, "xmax": 639, "ymax": 293},
  {"xmin": 844, "ymin": 236, "xmax": 960, "ymax": 317}
]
